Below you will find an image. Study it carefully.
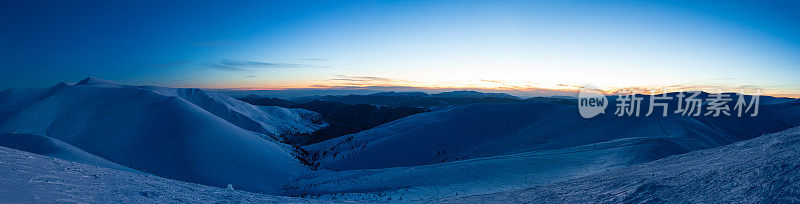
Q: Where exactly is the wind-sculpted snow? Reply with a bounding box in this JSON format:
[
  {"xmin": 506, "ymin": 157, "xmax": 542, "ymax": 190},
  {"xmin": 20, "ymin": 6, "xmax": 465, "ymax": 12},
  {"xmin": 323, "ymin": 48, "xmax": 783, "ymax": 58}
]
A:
[
  {"xmin": 452, "ymin": 126, "xmax": 800, "ymax": 203},
  {"xmin": 0, "ymin": 78, "xmax": 320, "ymax": 193},
  {"xmin": 0, "ymin": 146, "xmax": 330, "ymax": 203}
]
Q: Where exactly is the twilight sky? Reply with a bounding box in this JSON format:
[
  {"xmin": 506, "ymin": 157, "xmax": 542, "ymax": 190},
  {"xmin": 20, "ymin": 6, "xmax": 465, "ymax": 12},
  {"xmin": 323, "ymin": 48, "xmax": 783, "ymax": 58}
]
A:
[{"xmin": 2, "ymin": 0, "xmax": 800, "ymax": 97}]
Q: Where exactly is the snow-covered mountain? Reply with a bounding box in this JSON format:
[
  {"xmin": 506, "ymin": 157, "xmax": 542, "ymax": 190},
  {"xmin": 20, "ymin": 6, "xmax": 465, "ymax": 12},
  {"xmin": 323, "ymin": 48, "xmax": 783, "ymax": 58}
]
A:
[
  {"xmin": 239, "ymin": 96, "xmax": 431, "ymax": 146},
  {"xmin": 306, "ymin": 97, "xmax": 800, "ymax": 171},
  {"xmin": 452, "ymin": 126, "xmax": 800, "ymax": 203},
  {"xmin": 78, "ymin": 77, "xmax": 327, "ymax": 141},
  {"xmin": 0, "ymin": 78, "xmax": 327, "ymax": 193},
  {"xmin": 288, "ymin": 96, "xmax": 800, "ymax": 200},
  {"xmin": 2, "ymin": 79, "xmax": 798, "ymax": 202}
]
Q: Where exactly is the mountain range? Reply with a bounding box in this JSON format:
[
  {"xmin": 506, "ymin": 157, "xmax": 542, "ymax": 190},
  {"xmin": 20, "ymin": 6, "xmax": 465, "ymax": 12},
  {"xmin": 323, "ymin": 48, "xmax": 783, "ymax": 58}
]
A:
[{"xmin": 1, "ymin": 78, "xmax": 799, "ymax": 202}]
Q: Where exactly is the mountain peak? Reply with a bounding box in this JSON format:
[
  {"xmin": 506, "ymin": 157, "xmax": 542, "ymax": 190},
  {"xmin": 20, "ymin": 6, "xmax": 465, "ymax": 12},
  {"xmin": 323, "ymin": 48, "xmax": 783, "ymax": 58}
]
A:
[
  {"xmin": 369, "ymin": 91, "xmax": 431, "ymax": 97},
  {"xmin": 76, "ymin": 77, "xmax": 121, "ymax": 87},
  {"xmin": 433, "ymin": 90, "xmax": 518, "ymax": 99}
]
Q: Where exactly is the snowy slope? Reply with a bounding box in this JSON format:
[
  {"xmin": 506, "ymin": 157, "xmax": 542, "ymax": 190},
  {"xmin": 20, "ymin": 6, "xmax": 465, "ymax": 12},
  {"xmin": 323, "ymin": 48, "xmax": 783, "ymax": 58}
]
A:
[
  {"xmin": 284, "ymin": 136, "xmax": 693, "ymax": 201},
  {"xmin": 290, "ymin": 96, "xmax": 800, "ymax": 200},
  {"xmin": 0, "ymin": 78, "xmax": 321, "ymax": 193},
  {"xmin": 307, "ymin": 98, "xmax": 800, "ymax": 171},
  {"xmin": 0, "ymin": 146, "xmax": 329, "ymax": 203},
  {"xmin": 0, "ymin": 133, "xmax": 135, "ymax": 172},
  {"xmin": 452, "ymin": 126, "xmax": 800, "ymax": 203}
]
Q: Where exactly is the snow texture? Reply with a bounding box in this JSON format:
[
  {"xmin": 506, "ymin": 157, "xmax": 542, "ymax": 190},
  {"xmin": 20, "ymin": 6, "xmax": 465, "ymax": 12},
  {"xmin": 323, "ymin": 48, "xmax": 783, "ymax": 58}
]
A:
[
  {"xmin": 0, "ymin": 133, "xmax": 135, "ymax": 172},
  {"xmin": 451, "ymin": 126, "xmax": 800, "ymax": 203},
  {"xmin": 284, "ymin": 137, "xmax": 691, "ymax": 201},
  {"xmin": 0, "ymin": 146, "xmax": 332, "ymax": 203}
]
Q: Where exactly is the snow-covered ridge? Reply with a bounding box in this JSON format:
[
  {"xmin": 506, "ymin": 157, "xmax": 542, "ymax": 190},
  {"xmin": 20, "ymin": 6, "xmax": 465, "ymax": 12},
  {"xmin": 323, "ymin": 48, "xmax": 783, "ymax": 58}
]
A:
[
  {"xmin": 452, "ymin": 126, "xmax": 800, "ymax": 203},
  {"xmin": 290, "ymin": 96, "xmax": 800, "ymax": 200},
  {"xmin": 0, "ymin": 78, "xmax": 326, "ymax": 193},
  {"xmin": 284, "ymin": 136, "xmax": 693, "ymax": 201},
  {"xmin": 80, "ymin": 77, "xmax": 328, "ymax": 140}
]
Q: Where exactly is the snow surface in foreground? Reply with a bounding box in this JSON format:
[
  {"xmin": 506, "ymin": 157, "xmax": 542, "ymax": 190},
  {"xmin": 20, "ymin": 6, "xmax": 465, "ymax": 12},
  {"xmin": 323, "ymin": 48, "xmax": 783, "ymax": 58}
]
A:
[
  {"xmin": 451, "ymin": 127, "xmax": 800, "ymax": 203},
  {"xmin": 0, "ymin": 146, "xmax": 328, "ymax": 203}
]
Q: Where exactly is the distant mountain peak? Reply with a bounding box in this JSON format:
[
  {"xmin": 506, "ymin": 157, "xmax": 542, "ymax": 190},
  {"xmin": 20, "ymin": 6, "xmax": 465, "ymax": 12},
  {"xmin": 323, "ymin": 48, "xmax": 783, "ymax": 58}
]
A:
[
  {"xmin": 76, "ymin": 77, "xmax": 121, "ymax": 87},
  {"xmin": 242, "ymin": 94, "xmax": 262, "ymax": 99},
  {"xmin": 368, "ymin": 91, "xmax": 431, "ymax": 97},
  {"xmin": 433, "ymin": 90, "xmax": 518, "ymax": 99}
]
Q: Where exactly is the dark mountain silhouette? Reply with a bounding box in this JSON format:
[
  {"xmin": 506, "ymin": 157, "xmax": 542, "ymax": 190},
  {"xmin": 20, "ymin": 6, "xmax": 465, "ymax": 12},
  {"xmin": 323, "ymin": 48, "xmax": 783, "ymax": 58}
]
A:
[
  {"xmin": 287, "ymin": 101, "xmax": 430, "ymax": 145},
  {"xmin": 293, "ymin": 91, "xmax": 523, "ymax": 107},
  {"xmin": 238, "ymin": 95, "xmax": 431, "ymax": 145}
]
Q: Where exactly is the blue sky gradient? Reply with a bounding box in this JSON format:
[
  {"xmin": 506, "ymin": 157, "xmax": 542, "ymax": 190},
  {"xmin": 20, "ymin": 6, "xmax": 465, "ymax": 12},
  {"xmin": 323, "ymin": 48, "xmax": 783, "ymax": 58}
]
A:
[{"xmin": 2, "ymin": 0, "xmax": 800, "ymax": 97}]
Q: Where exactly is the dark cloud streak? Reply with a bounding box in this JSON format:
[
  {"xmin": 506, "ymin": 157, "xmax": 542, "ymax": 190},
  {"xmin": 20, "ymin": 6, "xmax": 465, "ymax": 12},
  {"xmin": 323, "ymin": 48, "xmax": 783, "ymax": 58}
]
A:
[
  {"xmin": 211, "ymin": 59, "xmax": 326, "ymax": 72},
  {"xmin": 332, "ymin": 75, "xmax": 394, "ymax": 82}
]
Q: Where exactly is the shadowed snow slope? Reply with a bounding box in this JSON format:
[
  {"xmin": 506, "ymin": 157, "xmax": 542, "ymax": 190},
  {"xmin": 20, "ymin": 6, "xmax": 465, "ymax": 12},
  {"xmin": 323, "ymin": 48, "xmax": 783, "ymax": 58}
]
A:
[
  {"xmin": 0, "ymin": 78, "xmax": 323, "ymax": 193},
  {"xmin": 0, "ymin": 133, "xmax": 135, "ymax": 172},
  {"xmin": 0, "ymin": 146, "xmax": 327, "ymax": 203},
  {"xmin": 451, "ymin": 126, "xmax": 800, "ymax": 203}
]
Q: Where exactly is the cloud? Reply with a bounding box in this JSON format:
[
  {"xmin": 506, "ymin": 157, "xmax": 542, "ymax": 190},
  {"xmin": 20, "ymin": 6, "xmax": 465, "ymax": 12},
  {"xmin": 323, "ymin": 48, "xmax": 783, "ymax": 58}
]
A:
[
  {"xmin": 331, "ymin": 75, "xmax": 394, "ymax": 82},
  {"xmin": 211, "ymin": 59, "xmax": 324, "ymax": 71},
  {"xmin": 299, "ymin": 58, "xmax": 328, "ymax": 61},
  {"xmin": 323, "ymin": 75, "xmax": 415, "ymax": 89},
  {"xmin": 479, "ymin": 79, "xmax": 505, "ymax": 83},
  {"xmin": 306, "ymin": 84, "xmax": 427, "ymax": 90},
  {"xmin": 244, "ymin": 74, "xmax": 257, "ymax": 78}
]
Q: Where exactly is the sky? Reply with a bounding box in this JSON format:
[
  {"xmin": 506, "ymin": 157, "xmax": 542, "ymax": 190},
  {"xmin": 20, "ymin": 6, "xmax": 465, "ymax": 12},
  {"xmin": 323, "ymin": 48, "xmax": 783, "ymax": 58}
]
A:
[{"xmin": 2, "ymin": 0, "xmax": 800, "ymax": 97}]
